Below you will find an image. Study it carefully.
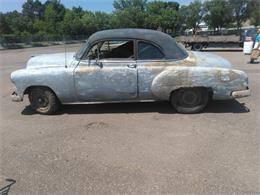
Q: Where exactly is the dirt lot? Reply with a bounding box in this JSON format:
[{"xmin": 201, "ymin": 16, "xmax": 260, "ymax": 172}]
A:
[{"xmin": 0, "ymin": 45, "xmax": 259, "ymax": 194}]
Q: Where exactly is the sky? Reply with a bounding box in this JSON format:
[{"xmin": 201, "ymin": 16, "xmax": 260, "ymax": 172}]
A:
[{"xmin": 0, "ymin": 0, "xmax": 193, "ymax": 13}]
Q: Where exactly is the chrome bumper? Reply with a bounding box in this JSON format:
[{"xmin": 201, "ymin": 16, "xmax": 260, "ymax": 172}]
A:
[
  {"xmin": 231, "ymin": 89, "xmax": 250, "ymax": 98},
  {"xmin": 11, "ymin": 91, "xmax": 23, "ymax": 102}
]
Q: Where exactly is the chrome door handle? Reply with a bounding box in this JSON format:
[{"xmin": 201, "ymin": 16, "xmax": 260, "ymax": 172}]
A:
[
  {"xmin": 127, "ymin": 64, "xmax": 137, "ymax": 68},
  {"xmin": 94, "ymin": 61, "xmax": 103, "ymax": 68}
]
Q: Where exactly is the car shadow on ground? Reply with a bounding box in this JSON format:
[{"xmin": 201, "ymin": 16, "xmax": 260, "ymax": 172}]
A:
[
  {"xmin": 247, "ymin": 61, "xmax": 260, "ymax": 64},
  {"xmin": 21, "ymin": 99, "xmax": 250, "ymax": 115},
  {"xmin": 202, "ymin": 49, "xmax": 243, "ymax": 52}
]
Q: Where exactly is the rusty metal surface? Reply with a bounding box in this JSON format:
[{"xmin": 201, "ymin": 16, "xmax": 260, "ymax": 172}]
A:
[{"xmin": 10, "ymin": 31, "xmax": 249, "ymax": 104}]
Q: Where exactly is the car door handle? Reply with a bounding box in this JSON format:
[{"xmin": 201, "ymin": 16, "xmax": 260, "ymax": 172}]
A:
[
  {"xmin": 93, "ymin": 61, "xmax": 103, "ymax": 68},
  {"xmin": 127, "ymin": 64, "xmax": 137, "ymax": 68}
]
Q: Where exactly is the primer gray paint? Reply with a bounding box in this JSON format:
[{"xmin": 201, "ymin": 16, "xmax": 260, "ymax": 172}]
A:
[
  {"xmin": 11, "ymin": 51, "xmax": 249, "ymax": 103},
  {"xmin": 10, "ymin": 29, "xmax": 250, "ymax": 103}
]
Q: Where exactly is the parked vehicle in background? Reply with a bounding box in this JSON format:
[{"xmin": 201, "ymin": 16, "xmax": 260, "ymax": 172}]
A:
[
  {"xmin": 179, "ymin": 28, "xmax": 258, "ymax": 51},
  {"xmin": 10, "ymin": 29, "xmax": 250, "ymax": 114},
  {"xmin": 179, "ymin": 34, "xmax": 242, "ymax": 51}
]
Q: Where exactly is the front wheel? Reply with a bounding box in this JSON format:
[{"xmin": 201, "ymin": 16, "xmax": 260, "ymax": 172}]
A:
[
  {"xmin": 28, "ymin": 87, "xmax": 59, "ymax": 114},
  {"xmin": 170, "ymin": 88, "xmax": 208, "ymax": 114}
]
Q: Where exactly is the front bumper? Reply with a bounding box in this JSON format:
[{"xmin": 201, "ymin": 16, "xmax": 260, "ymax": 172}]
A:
[
  {"xmin": 11, "ymin": 91, "xmax": 23, "ymax": 102},
  {"xmin": 231, "ymin": 88, "xmax": 250, "ymax": 98}
]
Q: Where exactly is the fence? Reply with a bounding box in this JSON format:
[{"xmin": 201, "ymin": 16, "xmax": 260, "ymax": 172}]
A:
[{"xmin": 0, "ymin": 34, "xmax": 90, "ymax": 49}]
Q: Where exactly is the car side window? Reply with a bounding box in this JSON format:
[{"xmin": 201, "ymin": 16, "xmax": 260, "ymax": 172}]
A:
[
  {"xmin": 138, "ymin": 41, "xmax": 164, "ymax": 60},
  {"xmin": 87, "ymin": 43, "xmax": 99, "ymax": 60},
  {"xmin": 87, "ymin": 40, "xmax": 134, "ymax": 60}
]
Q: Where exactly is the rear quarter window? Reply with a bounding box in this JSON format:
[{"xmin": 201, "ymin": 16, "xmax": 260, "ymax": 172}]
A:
[{"xmin": 138, "ymin": 41, "xmax": 164, "ymax": 60}]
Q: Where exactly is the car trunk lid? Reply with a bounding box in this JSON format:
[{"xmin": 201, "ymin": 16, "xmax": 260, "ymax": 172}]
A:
[{"xmin": 191, "ymin": 51, "xmax": 233, "ymax": 69}]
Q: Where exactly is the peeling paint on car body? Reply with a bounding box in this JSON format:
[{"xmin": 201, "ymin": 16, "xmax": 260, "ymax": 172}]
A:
[
  {"xmin": 26, "ymin": 52, "xmax": 75, "ymax": 69},
  {"xmin": 10, "ymin": 29, "xmax": 250, "ymax": 105}
]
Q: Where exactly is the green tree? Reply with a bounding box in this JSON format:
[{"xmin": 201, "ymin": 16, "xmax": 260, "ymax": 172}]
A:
[
  {"xmin": 146, "ymin": 1, "xmax": 167, "ymax": 29},
  {"xmin": 180, "ymin": 0, "xmax": 204, "ymax": 34},
  {"xmin": 72, "ymin": 6, "xmax": 85, "ymax": 17},
  {"xmin": 164, "ymin": 2, "xmax": 179, "ymax": 11},
  {"xmin": 93, "ymin": 12, "xmax": 113, "ymax": 30},
  {"xmin": 112, "ymin": 7, "xmax": 147, "ymax": 28},
  {"xmin": 61, "ymin": 9, "xmax": 85, "ymax": 36},
  {"xmin": 33, "ymin": 19, "xmax": 46, "ymax": 33},
  {"xmin": 44, "ymin": 0, "xmax": 65, "ymax": 21},
  {"xmin": 204, "ymin": 0, "xmax": 233, "ymax": 33},
  {"xmin": 4, "ymin": 11, "xmax": 33, "ymax": 34},
  {"xmin": 32, "ymin": 0, "xmax": 66, "ymax": 35},
  {"xmin": 145, "ymin": 1, "xmax": 180, "ymax": 32},
  {"xmin": 43, "ymin": 4, "xmax": 60, "ymax": 34},
  {"xmin": 229, "ymin": 0, "xmax": 250, "ymax": 31},
  {"xmin": 0, "ymin": 13, "xmax": 12, "ymax": 34},
  {"xmin": 248, "ymin": 0, "xmax": 260, "ymax": 27},
  {"xmin": 112, "ymin": 0, "xmax": 148, "ymax": 28},
  {"xmin": 22, "ymin": 0, "xmax": 44, "ymax": 20},
  {"xmin": 81, "ymin": 11, "xmax": 97, "ymax": 35},
  {"xmin": 160, "ymin": 9, "xmax": 180, "ymax": 33},
  {"xmin": 113, "ymin": 0, "xmax": 147, "ymax": 11}
]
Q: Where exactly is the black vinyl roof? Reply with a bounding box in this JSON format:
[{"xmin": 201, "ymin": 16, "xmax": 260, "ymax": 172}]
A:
[{"xmin": 88, "ymin": 29, "xmax": 188, "ymax": 60}]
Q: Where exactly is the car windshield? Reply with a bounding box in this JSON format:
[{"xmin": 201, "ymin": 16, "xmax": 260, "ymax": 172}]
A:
[{"xmin": 75, "ymin": 40, "xmax": 89, "ymax": 59}]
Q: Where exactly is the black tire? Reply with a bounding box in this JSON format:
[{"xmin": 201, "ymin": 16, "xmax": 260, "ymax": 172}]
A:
[
  {"xmin": 170, "ymin": 88, "xmax": 208, "ymax": 114},
  {"xmin": 192, "ymin": 43, "xmax": 203, "ymax": 51},
  {"xmin": 250, "ymin": 58, "xmax": 254, "ymax": 63},
  {"xmin": 28, "ymin": 87, "xmax": 59, "ymax": 114}
]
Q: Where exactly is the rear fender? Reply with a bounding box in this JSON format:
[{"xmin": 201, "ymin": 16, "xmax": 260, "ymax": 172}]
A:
[{"xmin": 150, "ymin": 67, "xmax": 244, "ymax": 100}]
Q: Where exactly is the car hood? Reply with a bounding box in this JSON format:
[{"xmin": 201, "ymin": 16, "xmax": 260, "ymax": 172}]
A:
[
  {"xmin": 191, "ymin": 51, "xmax": 233, "ymax": 69},
  {"xmin": 26, "ymin": 52, "xmax": 75, "ymax": 69}
]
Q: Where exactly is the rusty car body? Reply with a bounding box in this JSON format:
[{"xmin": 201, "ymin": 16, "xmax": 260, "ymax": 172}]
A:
[{"xmin": 11, "ymin": 29, "xmax": 250, "ymax": 114}]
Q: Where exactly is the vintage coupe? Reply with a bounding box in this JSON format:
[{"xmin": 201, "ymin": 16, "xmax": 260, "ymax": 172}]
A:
[{"xmin": 11, "ymin": 29, "xmax": 250, "ymax": 114}]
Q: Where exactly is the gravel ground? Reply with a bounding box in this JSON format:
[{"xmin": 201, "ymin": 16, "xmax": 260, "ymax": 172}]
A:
[{"xmin": 0, "ymin": 44, "xmax": 259, "ymax": 194}]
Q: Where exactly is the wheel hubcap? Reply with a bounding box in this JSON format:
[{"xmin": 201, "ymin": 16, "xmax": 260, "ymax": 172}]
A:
[
  {"xmin": 179, "ymin": 90, "xmax": 201, "ymax": 108},
  {"xmin": 32, "ymin": 94, "xmax": 48, "ymax": 108},
  {"xmin": 38, "ymin": 97, "xmax": 43, "ymax": 103}
]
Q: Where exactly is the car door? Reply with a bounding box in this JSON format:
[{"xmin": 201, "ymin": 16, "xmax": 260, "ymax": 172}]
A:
[
  {"xmin": 74, "ymin": 40, "xmax": 138, "ymax": 102},
  {"xmin": 136, "ymin": 41, "xmax": 166, "ymax": 100}
]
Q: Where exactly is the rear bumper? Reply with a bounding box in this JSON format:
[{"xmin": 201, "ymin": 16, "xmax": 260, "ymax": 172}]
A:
[
  {"xmin": 231, "ymin": 88, "xmax": 250, "ymax": 98},
  {"xmin": 11, "ymin": 91, "xmax": 23, "ymax": 102}
]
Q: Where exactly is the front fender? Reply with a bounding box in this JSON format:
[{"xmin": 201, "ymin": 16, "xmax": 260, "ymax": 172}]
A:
[
  {"xmin": 10, "ymin": 67, "xmax": 77, "ymax": 103},
  {"xmin": 11, "ymin": 69, "xmax": 30, "ymax": 99}
]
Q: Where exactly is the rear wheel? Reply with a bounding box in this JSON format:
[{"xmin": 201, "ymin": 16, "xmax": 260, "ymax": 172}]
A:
[
  {"xmin": 170, "ymin": 88, "xmax": 208, "ymax": 114},
  {"xmin": 192, "ymin": 43, "xmax": 203, "ymax": 51},
  {"xmin": 28, "ymin": 87, "xmax": 59, "ymax": 114}
]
